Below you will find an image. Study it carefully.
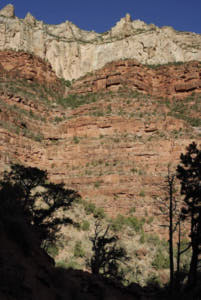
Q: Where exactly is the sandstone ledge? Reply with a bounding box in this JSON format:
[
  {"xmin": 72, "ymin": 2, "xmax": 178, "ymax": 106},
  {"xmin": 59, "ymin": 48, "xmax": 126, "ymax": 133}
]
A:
[{"xmin": 70, "ymin": 59, "xmax": 201, "ymax": 98}]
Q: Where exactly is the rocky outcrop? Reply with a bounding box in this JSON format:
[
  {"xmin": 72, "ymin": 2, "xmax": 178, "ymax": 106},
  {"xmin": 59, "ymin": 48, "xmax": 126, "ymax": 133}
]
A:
[
  {"xmin": 0, "ymin": 50, "xmax": 62, "ymax": 91},
  {"xmin": 0, "ymin": 4, "xmax": 15, "ymax": 18},
  {"xmin": 0, "ymin": 4, "xmax": 201, "ymax": 80},
  {"xmin": 70, "ymin": 59, "xmax": 201, "ymax": 98}
]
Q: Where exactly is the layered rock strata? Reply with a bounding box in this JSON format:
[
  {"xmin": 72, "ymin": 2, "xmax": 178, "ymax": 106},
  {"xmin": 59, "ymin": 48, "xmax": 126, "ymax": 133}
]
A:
[
  {"xmin": 0, "ymin": 4, "xmax": 201, "ymax": 80},
  {"xmin": 0, "ymin": 51, "xmax": 200, "ymax": 224},
  {"xmin": 69, "ymin": 59, "xmax": 201, "ymax": 98},
  {"xmin": 0, "ymin": 50, "xmax": 62, "ymax": 91}
]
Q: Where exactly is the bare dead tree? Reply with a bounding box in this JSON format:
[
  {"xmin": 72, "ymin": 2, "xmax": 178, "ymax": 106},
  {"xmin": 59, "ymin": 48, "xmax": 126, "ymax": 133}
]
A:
[{"xmin": 159, "ymin": 167, "xmax": 181, "ymax": 291}]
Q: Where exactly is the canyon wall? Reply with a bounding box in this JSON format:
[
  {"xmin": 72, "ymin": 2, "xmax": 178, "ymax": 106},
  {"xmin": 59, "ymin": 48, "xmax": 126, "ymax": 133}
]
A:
[
  {"xmin": 0, "ymin": 50, "xmax": 200, "ymax": 219},
  {"xmin": 0, "ymin": 4, "xmax": 201, "ymax": 80},
  {"xmin": 70, "ymin": 59, "xmax": 201, "ymax": 98}
]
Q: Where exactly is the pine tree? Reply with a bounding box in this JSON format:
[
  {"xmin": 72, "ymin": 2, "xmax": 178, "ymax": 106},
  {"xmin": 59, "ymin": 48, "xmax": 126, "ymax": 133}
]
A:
[
  {"xmin": 177, "ymin": 142, "xmax": 201, "ymax": 287},
  {"xmin": 0, "ymin": 164, "xmax": 80, "ymax": 248}
]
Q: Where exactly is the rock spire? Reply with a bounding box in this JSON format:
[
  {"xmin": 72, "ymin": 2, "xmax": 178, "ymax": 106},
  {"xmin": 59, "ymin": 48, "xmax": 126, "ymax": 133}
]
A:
[{"xmin": 0, "ymin": 4, "xmax": 15, "ymax": 18}]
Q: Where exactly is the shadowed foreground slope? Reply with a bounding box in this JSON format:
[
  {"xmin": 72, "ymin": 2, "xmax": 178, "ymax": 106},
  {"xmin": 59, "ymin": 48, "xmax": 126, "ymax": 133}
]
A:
[{"xmin": 0, "ymin": 190, "xmax": 138, "ymax": 300}]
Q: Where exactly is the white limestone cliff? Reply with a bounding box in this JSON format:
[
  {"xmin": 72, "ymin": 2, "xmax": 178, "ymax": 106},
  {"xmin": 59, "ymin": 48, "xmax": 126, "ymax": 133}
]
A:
[{"xmin": 0, "ymin": 4, "xmax": 201, "ymax": 80}]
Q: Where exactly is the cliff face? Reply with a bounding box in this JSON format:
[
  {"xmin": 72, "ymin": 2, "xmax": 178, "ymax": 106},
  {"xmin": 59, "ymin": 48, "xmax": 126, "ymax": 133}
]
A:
[
  {"xmin": 0, "ymin": 50, "xmax": 200, "ymax": 221},
  {"xmin": 1, "ymin": 8, "xmax": 201, "ymax": 297},
  {"xmin": 70, "ymin": 59, "xmax": 201, "ymax": 98},
  {"xmin": 0, "ymin": 50, "xmax": 61, "ymax": 89},
  {"xmin": 0, "ymin": 4, "xmax": 201, "ymax": 80}
]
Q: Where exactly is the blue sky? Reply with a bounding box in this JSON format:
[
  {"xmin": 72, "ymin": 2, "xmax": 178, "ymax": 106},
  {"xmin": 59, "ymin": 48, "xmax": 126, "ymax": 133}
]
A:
[{"xmin": 1, "ymin": 0, "xmax": 201, "ymax": 34}]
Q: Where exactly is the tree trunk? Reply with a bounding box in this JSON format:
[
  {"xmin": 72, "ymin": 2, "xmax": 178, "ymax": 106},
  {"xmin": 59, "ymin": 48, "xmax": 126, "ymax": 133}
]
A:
[
  {"xmin": 176, "ymin": 218, "xmax": 181, "ymax": 274},
  {"xmin": 187, "ymin": 213, "xmax": 199, "ymax": 287},
  {"xmin": 187, "ymin": 243, "xmax": 198, "ymax": 287},
  {"xmin": 169, "ymin": 178, "xmax": 174, "ymax": 291}
]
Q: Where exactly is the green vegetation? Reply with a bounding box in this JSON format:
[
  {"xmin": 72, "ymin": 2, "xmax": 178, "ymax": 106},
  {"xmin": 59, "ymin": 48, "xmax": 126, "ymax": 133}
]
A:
[
  {"xmin": 60, "ymin": 78, "xmax": 72, "ymax": 88},
  {"xmin": 146, "ymin": 61, "xmax": 185, "ymax": 69},
  {"xmin": 73, "ymin": 136, "xmax": 80, "ymax": 144},
  {"xmin": 76, "ymin": 199, "xmax": 106, "ymax": 220},
  {"xmin": 166, "ymin": 94, "xmax": 201, "ymax": 127},
  {"xmin": 139, "ymin": 189, "xmax": 145, "ymax": 197},
  {"xmin": 93, "ymin": 207, "xmax": 105, "ymax": 219},
  {"xmin": 94, "ymin": 181, "xmax": 102, "ymax": 188},
  {"xmin": 84, "ymin": 202, "xmax": 96, "ymax": 215},
  {"xmin": 0, "ymin": 119, "xmax": 44, "ymax": 142},
  {"xmin": 54, "ymin": 116, "xmax": 63, "ymax": 123},
  {"xmin": 129, "ymin": 207, "xmax": 136, "ymax": 214},
  {"xmin": 56, "ymin": 93, "xmax": 99, "ymax": 109},
  {"xmin": 74, "ymin": 241, "xmax": 85, "ymax": 258},
  {"xmin": 111, "ymin": 214, "xmax": 145, "ymax": 233},
  {"xmin": 0, "ymin": 77, "xmax": 61, "ymax": 106},
  {"xmin": 47, "ymin": 244, "xmax": 59, "ymax": 258},
  {"xmin": 56, "ymin": 259, "xmax": 81, "ymax": 270},
  {"xmin": 152, "ymin": 249, "xmax": 170, "ymax": 270},
  {"xmin": 81, "ymin": 220, "xmax": 90, "ymax": 231}
]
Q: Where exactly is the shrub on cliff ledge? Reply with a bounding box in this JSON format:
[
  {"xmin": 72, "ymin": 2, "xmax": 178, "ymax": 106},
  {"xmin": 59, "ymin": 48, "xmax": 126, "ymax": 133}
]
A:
[{"xmin": 57, "ymin": 93, "xmax": 98, "ymax": 109}]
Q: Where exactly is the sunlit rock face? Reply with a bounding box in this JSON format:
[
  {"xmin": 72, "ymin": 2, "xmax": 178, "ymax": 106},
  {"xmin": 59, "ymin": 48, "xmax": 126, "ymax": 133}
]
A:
[
  {"xmin": 69, "ymin": 59, "xmax": 201, "ymax": 99},
  {"xmin": 0, "ymin": 4, "xmax": 201, "ymax": 80},
  {"xmin": 0, "ymin": 4, "xmax": 15, "ymax": 18}
]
